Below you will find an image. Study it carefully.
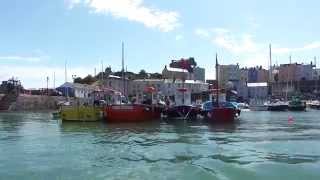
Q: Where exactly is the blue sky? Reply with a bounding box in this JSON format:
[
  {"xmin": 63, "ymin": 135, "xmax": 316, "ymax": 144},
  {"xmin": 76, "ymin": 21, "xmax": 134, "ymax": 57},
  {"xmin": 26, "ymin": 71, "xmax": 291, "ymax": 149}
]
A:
[{"xmin": 1, "ymin": 0, "xmax": 320, "ymax": 88}]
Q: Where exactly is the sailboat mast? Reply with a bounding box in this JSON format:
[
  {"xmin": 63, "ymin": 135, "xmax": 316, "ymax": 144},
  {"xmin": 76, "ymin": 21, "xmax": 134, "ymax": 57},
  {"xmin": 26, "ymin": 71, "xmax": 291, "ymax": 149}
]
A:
[
  {"xmin": 53, "ymin": 71, "xmax": 56, "ymax": 89},
  {"xmin": 315, "ymin": 56, "xmax": 318, "ymax": 93},
  {"xmin": 215, "ymin": 53, "xmax": 219, "ymax": 106},
  {"xmin": 269, "ymin": 44, "xmax": 272, "ymax": 97},
  {"xmin": 290, "ymin": 55, "xmax": 293, "ymax": 90},
  {"xmin": 65, "ymin": 60, "xmax": 68, "ymax": 98},
  {"xmin": 285, "ymin": 56, "xmax": 290, "ymax": 101},
  {"xmin": 122, "ymin": 42, "xmax": 125, "ymax": 96}
]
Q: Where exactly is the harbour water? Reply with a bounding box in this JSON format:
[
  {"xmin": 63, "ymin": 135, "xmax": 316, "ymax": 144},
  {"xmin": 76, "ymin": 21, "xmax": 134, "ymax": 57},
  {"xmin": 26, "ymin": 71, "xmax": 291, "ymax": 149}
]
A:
[{"xmin": 0, "ymin": 111, "xmax": 320, "ymax": 179}]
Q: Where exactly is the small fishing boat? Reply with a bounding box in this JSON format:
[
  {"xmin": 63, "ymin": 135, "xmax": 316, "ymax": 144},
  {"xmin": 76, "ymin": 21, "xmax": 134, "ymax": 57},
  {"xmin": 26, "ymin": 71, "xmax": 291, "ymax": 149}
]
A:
[
  {"xmin": 204, "ymin": 54, "xmax": 239, "ymax": 123},
  {"xmin": 267, "ymin": 100, "xmax": 288, "ymax": 111},
  {"xmin": 104, "ymin": 104, "xmax": 161, "ymax": 123},
  {"xmin": 163, "ymin": 58, "xmax": 201, "ymax": 120},
  {"xmin": 164, "ymin": 88, "xmax": 200, "ymax": 120},
  {"xmin": 309, "ymin": 100, "xmax": 320, "ymax": 109},
  {"xmin": 104, "ymin": 89, "xmax": 162, "ymax": 122},
  {"xmin": 104, "ymin": 43, "xmax": 162, "ymax": 123},
  {"xmin": 288, "ymin": 96, "xmax": 306, "ymax": 111},
  {"xmin": 60, "ymin": 105, "xmax": 103, "ymax": 121}
]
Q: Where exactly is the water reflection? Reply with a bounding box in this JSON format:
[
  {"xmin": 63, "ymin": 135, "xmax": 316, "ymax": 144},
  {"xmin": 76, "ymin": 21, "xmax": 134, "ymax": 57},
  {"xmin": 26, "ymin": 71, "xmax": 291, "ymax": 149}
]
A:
[{"xmin": 1, "ymin": 111, "xmax": 320, "ymax": 179}]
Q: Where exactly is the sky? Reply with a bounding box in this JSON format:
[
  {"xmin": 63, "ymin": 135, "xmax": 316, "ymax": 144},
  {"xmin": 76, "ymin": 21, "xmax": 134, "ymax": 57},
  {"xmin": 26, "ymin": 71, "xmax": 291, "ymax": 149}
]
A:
[{"xmin": 1, "ymin": 0, "xmax": 320, "ymax": 88}]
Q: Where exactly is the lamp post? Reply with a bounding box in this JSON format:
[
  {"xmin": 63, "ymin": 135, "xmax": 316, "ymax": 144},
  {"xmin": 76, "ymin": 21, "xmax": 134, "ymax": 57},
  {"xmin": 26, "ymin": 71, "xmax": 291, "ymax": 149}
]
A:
[{"xmin": 46, "ymin": 76, "xmax": 49, "ymax": 96}]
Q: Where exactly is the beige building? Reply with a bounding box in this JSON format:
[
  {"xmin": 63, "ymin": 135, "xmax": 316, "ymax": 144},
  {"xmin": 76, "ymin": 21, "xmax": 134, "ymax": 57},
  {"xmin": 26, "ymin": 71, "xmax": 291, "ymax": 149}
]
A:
[
  {"xmin": 128, "ymin": 79, "xmax": 209, "ymax": 102},
  {"xmin": 217, "ymin": 64, "xmax": 240, "ymax": 88},
  {"xmin": 162, "ymin": 65, "xmax": 206, "ymax": 82},
  {"xmin": 99, "ymin": 75, "xmax": 130, "ymax": 96}
]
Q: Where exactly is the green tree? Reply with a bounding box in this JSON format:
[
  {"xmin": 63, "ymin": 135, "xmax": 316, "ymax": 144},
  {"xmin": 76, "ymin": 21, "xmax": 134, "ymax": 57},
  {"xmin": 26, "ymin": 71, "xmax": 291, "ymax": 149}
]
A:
[{"xmin": 138, "ymin": 69, "xmax": 148, "ymax": 79}]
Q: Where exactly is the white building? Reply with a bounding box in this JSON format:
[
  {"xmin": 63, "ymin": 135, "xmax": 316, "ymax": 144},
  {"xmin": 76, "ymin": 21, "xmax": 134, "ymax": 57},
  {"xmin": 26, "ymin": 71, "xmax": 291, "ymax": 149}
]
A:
[
  {"xmin": 57, "ymin": 82, "xmax": 96, "ymax": 99},
  {"xmin": 247, "ymin": 82, "xmax": 268, "ymax": 99},
  {"xmin": 99, "ymin": 75, "xmax": 130, "ymax": 96},
  {"xmin": 128, "ymin": 79, "xmax": 209, "ymax": 102},
  {"xmin": 162, "ymin": 65, "xmax": 206, "ymax": 82}
]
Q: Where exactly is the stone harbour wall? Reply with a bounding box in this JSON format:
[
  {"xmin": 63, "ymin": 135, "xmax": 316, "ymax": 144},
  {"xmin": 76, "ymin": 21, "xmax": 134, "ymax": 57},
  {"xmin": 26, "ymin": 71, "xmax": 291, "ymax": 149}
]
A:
[{"xmin": 9, "ymin": 95, "xmax": 67, "ymax": 111}]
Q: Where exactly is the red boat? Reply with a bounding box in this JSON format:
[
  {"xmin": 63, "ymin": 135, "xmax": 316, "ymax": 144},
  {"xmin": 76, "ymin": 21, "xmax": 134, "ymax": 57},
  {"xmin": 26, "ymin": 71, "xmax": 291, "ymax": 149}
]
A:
[
  {"xmin": 104, "ymin": 104, "xmax": 161, "ymax": 123},
  {"xmin": 206, "ymin": 54, "xmax": 237, "ymax": 123},
  {"xmin": 103, "ymin": 43, "xmax": 162, "ymax": 123},
  {"xmin": 206, "ymin": 107, "xmax": 237, "ymax": 123}
]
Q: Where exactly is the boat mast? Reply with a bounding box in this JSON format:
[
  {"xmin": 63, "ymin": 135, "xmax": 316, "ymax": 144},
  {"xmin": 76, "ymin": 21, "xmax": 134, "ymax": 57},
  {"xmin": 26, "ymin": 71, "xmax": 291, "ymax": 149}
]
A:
[
  {"xmin": 290, "ymin": 55, "xmax": 293, "ymax": 90},
  {"xmin": 65, "ymin": 60, "xmax": 68, "ymax": 99},
  {"xmin": 215, "ymin": 53, "xmax": 219, "ymax": 107},
  {"xmin": 315, "ymin": 56, "xmax": 318, "ymax": 93},
  {"xmin": 285, "ymin": 56, "xmax": 290, "ymax": 101},
  {"xmin": 269, "ymin": 44, "xmax": 272, "ymax": 98},
  {"xmin": 53, "ymin": 71, "xmax": 56, "ymax": 89},
  {"xmin": 122, "ymin": 42, "xmax": 125, "ymax": 96}
]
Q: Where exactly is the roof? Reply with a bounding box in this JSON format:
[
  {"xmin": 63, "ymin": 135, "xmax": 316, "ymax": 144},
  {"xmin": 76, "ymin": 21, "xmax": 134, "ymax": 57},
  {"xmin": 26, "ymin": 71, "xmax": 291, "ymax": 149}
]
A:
[
  {"xmin": 164, "ymin": 66, "xmax": 188, "ymax": 72},
  {"xmin": 58, "ymin": 82, "xmax": 96, "ymax": 90},
  {"xmin": 108, "ymin": 75, "xmax": 121, "ymax": 79},
  {"xmin": 133, "ymin": 79, "xmax": 164, "ymax": 82}
]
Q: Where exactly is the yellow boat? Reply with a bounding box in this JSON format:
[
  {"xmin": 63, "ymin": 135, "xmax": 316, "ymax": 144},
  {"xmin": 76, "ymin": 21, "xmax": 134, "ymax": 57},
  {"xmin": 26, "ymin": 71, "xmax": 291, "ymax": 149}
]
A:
[{"xmin": 60, "ymin": 106, "xmax": 103, "ymax": 121}]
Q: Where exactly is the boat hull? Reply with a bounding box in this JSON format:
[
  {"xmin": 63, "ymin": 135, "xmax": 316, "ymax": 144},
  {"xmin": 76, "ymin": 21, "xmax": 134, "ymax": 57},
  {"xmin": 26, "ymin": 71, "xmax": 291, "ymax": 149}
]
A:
[
  {"xmin": 164, "ymin": 105, "xmax": 200, "ymax": 120},
  {"xmin": 104, "ymin": 104, "xmax": 161, "ymax": 123},
  {"xmin": 267, "ymin": 105, "xmax": 288, "ymax": 111},
  {"xmin": 60, "ymin": 106, "xmax": 102, "ymax": 121},
  {"xmin": 204, "ymin": 107, "xmax": 236, "ymax": 123},
  {"xmin": 288, "ymin": 105, "xmax": 306, "ymax": 111},
  {"xmin": 310, "ymin": 104, "xmax": 320, "ymax": 110}
]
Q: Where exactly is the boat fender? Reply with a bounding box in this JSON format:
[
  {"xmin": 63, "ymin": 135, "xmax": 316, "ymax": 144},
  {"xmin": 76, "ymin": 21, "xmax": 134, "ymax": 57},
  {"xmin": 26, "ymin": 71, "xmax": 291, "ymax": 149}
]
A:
[{"xmin": 145, "ymin": 107, "xmax": 150, "ymax": 111}]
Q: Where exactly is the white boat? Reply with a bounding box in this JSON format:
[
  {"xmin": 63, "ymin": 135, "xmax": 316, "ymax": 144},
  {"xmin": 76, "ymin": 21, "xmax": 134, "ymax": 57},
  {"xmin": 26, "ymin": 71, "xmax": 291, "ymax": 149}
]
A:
[
  {"xmin": 237, "ymin": 103, "xmax": 249, "ymax": 110},
  {"xmin": 309, "ymin": 100, "xmax": 320, "ymax": 109},
  {"xmin": 266, "ymin": 100, "xmax": 289, "ymax": 111}
]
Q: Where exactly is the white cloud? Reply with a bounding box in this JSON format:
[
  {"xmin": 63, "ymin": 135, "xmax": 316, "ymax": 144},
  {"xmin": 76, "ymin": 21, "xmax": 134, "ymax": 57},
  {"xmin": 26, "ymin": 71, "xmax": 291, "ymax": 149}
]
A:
[
  {"xmin": 0, "ymin": 50, "xmax": 50, "ymax": 63},
  {"xmin": 195, "ymin": 27, "xmax": 320, "ymax": 68},
  {"xmin": 68, "ymin": 0, "xmax": 180, "ymax": 32},
  {"xmin": 273, "ymin": 41, "xmax": 320, "ymax": 54},
  {"xmin": 0, "ymin": 56, "xmax": 42, "ymax": 62}
]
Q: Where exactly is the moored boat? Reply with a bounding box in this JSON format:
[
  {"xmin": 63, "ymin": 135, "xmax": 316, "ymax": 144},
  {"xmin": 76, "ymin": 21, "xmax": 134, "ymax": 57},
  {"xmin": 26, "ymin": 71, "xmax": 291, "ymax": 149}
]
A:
[
  {"xmin": 163, "ymin": 58, "xmax": 201, "ymax": 120},
  {"xmin": 309, "ymin": 100, "xmax": 320, "ymax": 109},
  {"xmin": 164, "ymin": 104, "xmax": 200, "ymax": 120},
  {"xmin": 60, "ymin": 105, "xmax": 103, "ymax": 121},
  {"xmin": 163, "ymin": 87, "xmax": 200, "ymax": 120},
  {"xmin": 288, "ymin": 96, "xmax": 306, "ymax": 111},
  {"xmin": 104, "ymin": 104, "xmax": 161, "ymax": 123},
  {"xmin": 204, "ymin": 54, "xmax": 239, "ymax": 123},
  {"xmin": 267, "ymin": 100, "xmax": 288, "ymax": 111}
]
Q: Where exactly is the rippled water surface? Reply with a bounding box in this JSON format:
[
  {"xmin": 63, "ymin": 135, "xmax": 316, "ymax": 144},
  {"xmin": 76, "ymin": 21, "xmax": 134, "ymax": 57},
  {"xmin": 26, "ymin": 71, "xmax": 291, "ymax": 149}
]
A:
[{"xmin": 0, "ymin": 111, "xmax": 320, "ymax": 180}]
